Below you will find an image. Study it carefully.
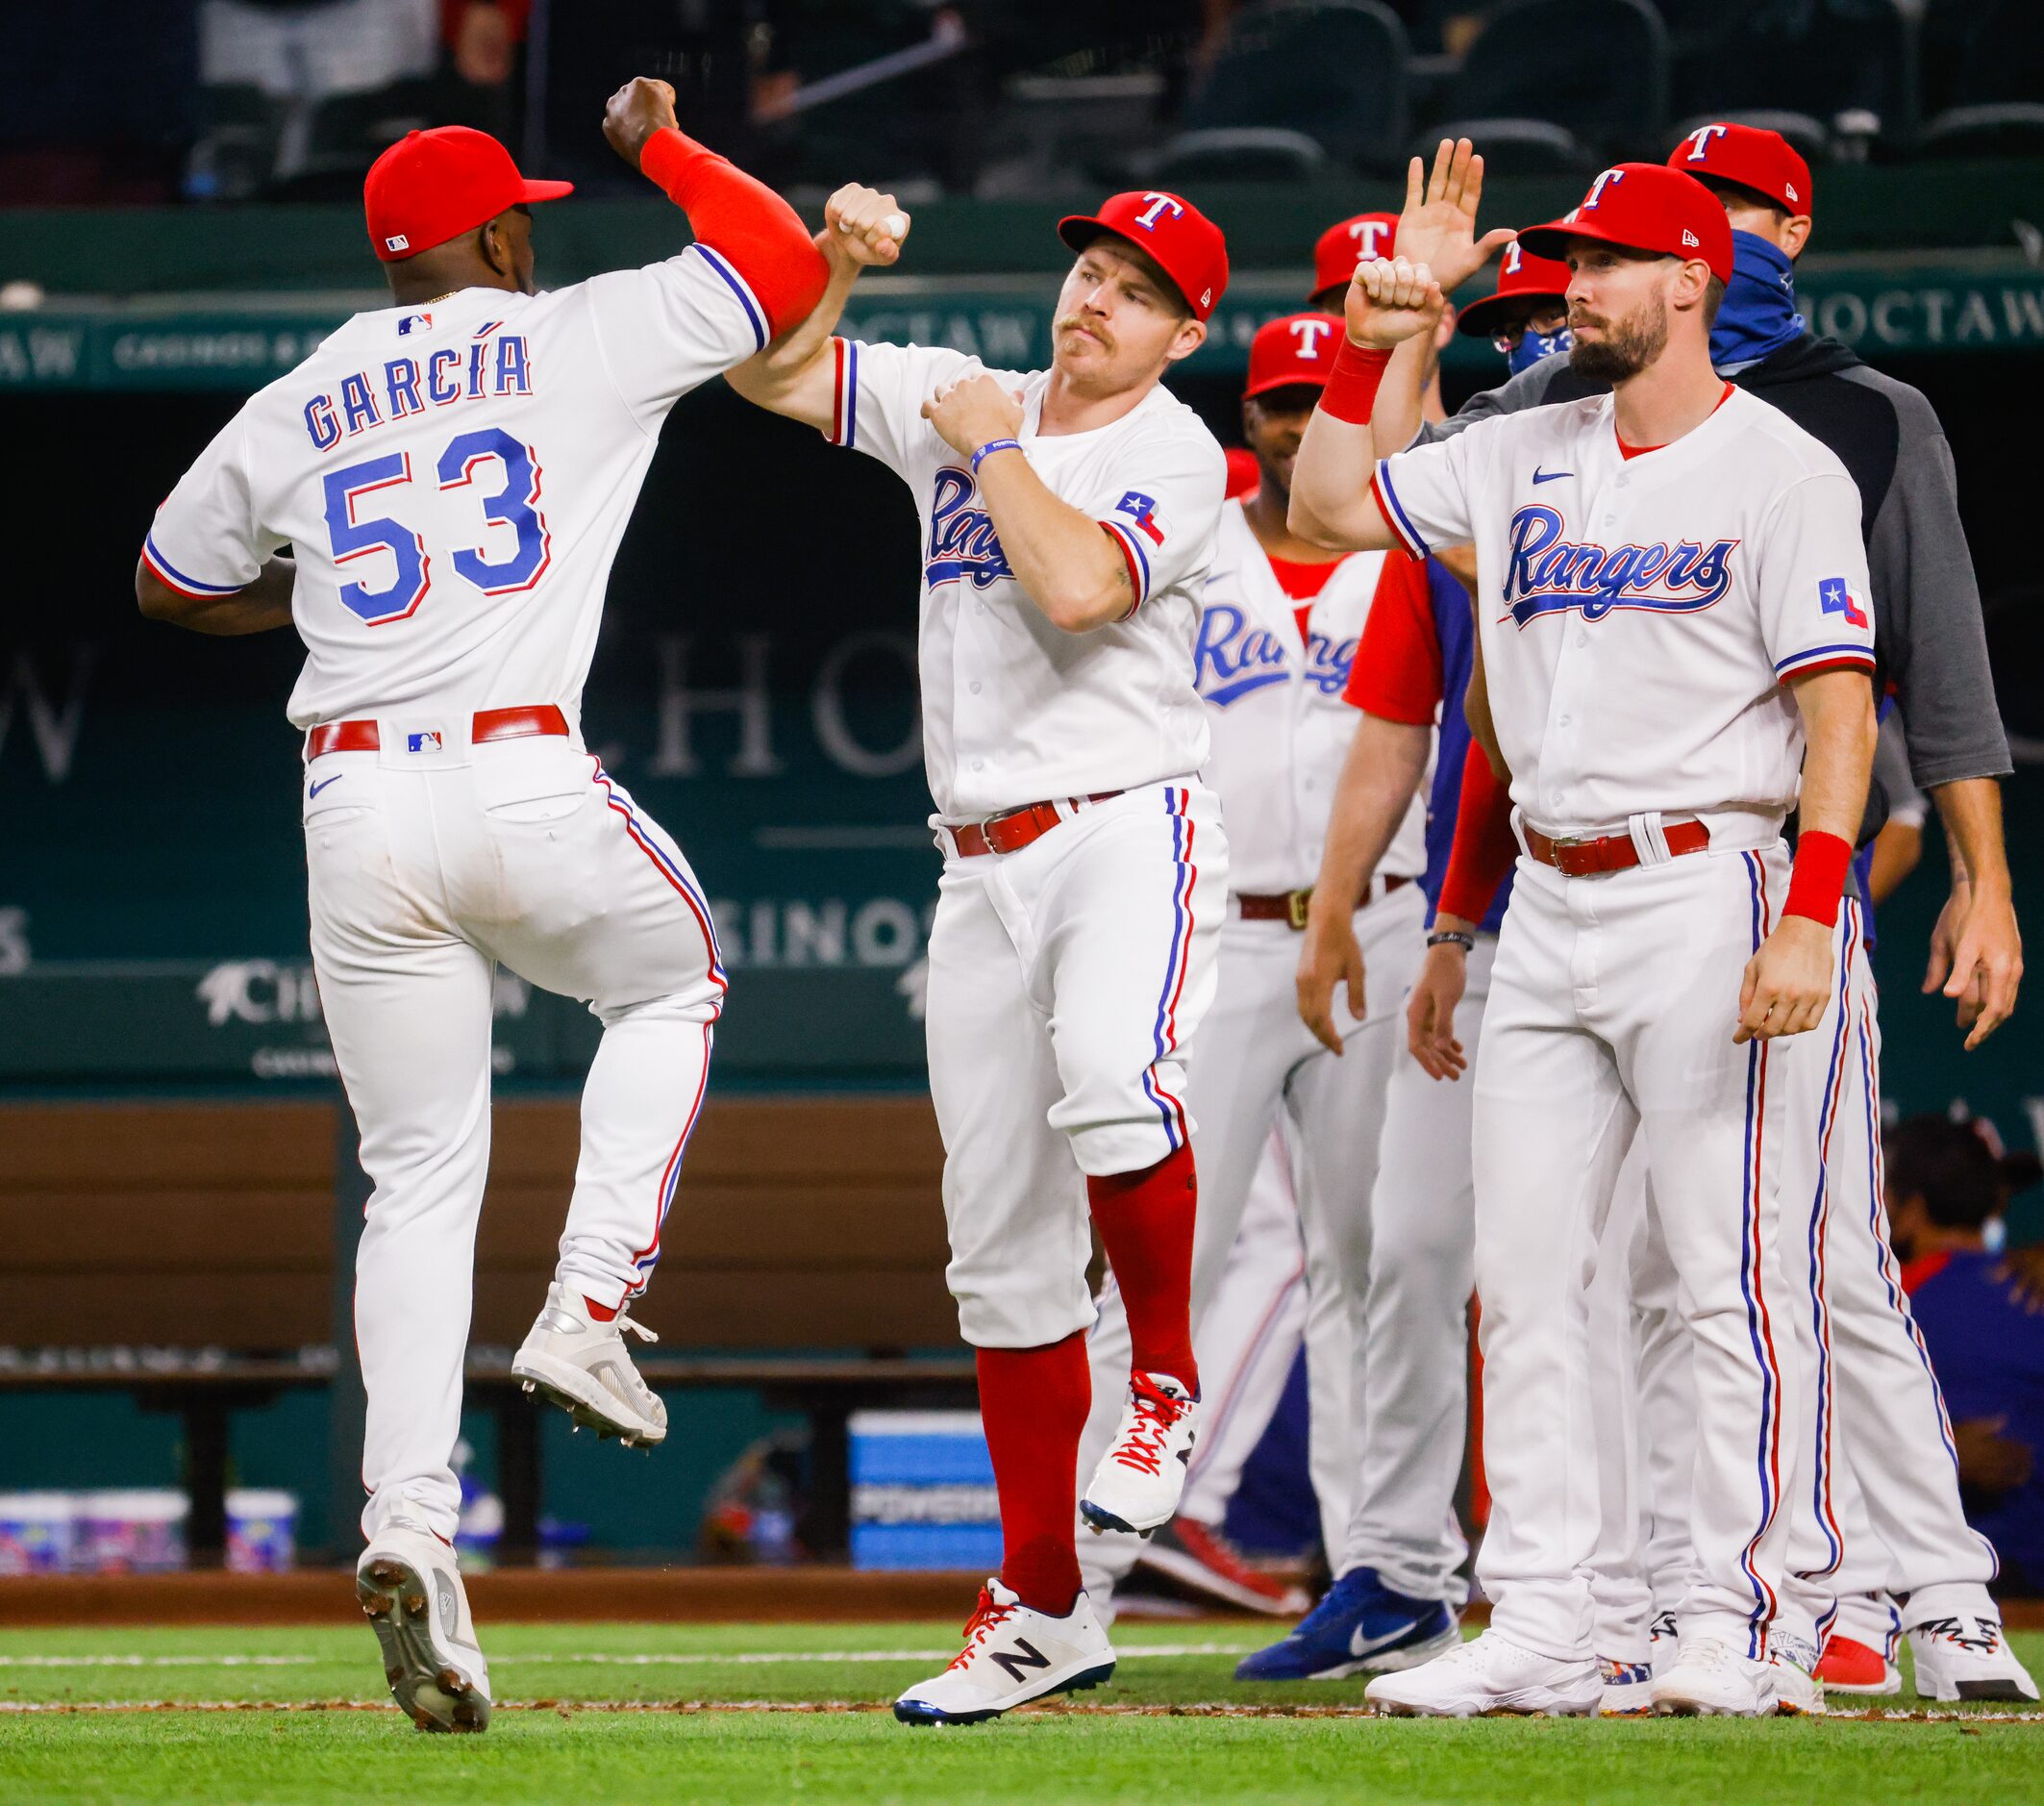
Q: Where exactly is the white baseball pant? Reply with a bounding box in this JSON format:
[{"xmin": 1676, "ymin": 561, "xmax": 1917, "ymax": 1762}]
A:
[
  {"xmin": 924, "ymin": 782, "xmax": 1228, "ymax": 1350},
  {"xmin": 1472, "ymin": 840, "xmax": 1804, "ymax": 1664},
  {"xmin": 1334, "ymin": 933, "xmax": 1494, "ymax": 1602},
  {"xmin": 307, "ymin": 728, "xmax": 724, "ymax": 1545},
  {"xmin": 1080, "ymin": 881, "xmax": 1426, "ymax": 1593}
]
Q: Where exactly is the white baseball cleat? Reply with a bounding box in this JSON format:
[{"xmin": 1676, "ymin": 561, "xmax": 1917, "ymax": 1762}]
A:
[
  {"xmin": 1598, "ymin": 1656, "xmax": 1656, "ymax": 1716},
  {"xmin": 356, "ymin": 1516, "xmax": 491, "ymax": 1733},
  {"xmin": 1648, "ymin": 1608, "xmax": 1680, "ymax": 1678},
  {"xmin": 1907, "ymin": 1615, "xmax": 2040, "ymax": 1702},
  {"xmin": 1364, "ymin": 1631, "xmax": 1602, "ymax": 1718},
  {"xmin": 1078, "ymin": 1371, "xmax": 1199, "ymax": 1537},
  {"xmin": 1651, "ymin": 1636, "xmax": 1781, "ymax": 1717},
  {"xmin": 512, "ymin": 1281, "xmax": 667, "ymax": 1446},
  {"xmin": 893, "ymin": 1580, "xmax": 1116, "ymax": 1725}
]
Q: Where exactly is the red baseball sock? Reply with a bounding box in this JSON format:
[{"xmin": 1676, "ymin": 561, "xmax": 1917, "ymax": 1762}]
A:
[
  {"xmin": 1086, "ymin": 1142, "xmax": 1200, "ymax": 1392},
  {"xmin": 975, "ymin": 1332, "xmax": 1088, "ymax": 1617}
]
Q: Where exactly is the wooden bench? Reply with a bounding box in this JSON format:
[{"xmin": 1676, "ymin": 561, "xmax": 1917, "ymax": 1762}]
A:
[{"xmin": 0, "ymin": 1094, "xmax": 970, "ymax": 1562}]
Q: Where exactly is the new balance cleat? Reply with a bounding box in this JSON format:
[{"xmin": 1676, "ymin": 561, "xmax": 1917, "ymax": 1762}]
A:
[
  {"xmin": 1768, "ymin": 1635, "xmax": 1827, "ymax": 1716},
  {"xmin": 1079, "ymin": 1371, "xmax": 1199, "ymax": 1537},
  {"xmin": 1907, "ymin": 1615, "xmax": 2040, "ymax": 1702},
  {"xmin": 512, "ymin": 1281, "xmax": 667, "ymax": 1446},
  {"xmin": 1365, "ymin": 1630, "xmax": 1601, "ymax": 1718},
  {"xmin": 1815, "ymin": 1633, "xmax": 1901, "ymax": 1695},
  {"xmin": 1135, "ymin": 1518, "xmax": 1310, "ymax": 1617},
  {"xmin": 1235, "ymin": 1568, "xmax": 1459, "ymax": 1681},
  {"xmin": 1652, "ymin": 1636, "xmax": 1780, "ymax": 1718},
  {"xmin": 356, "ymin": 1516, "xmax": 491, "ymax": 1733},
  {"xmin": 1599, "ymin": 1657, "xmax": 1656, "ymax": 1716},
  {"xmin": 893, "ymin": 1580, "xmax": 1115, "ymax": 1725}
]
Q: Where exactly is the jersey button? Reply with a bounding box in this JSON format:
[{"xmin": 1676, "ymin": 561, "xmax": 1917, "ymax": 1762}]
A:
[
  {"xmin": 972, "ymin": 759, "xmax": 985, "ymax": 772},
  {"xmin": 1576, "ymin": 632, "xmax": 1588, "ymax": 647},
  {"xmin": 969, "ymin": 681, "xmax": 983, "ymax": 694}
]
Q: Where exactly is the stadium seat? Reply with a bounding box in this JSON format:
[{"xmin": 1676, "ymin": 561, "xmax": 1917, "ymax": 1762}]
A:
[
  {"xmin": 1148, "ymin": 126, "xmax": 1330, "ymax": 183},
  {"xmin": 1432, "ymin": 0, "xmax": 1670, "ymax": 165},
  {"xmin": 1669, "ymin": 0, "xmax": 1918, "ymax": 149},
  {"xmin": 1411, "ymin": 117, "xmax": 1595, "ymax": 174},
  {"xmin": 1176, "ymin": 0, "xmax": 1412, "ymax": 173},
  {"xmin": 1921, "ymin": 0, "xmax": 2044, "ymax": 158}
]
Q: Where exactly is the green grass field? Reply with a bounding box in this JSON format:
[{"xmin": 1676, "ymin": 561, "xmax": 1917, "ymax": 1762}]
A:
[{"xmin": 3, "ymin": 1619, "xmax": 2039, "ymax": 1805}]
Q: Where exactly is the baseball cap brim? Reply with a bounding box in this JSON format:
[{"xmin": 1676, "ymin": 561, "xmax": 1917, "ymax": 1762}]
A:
[
  {"xmin": 1242, "ymin": 372, "xmax": 1329, "ymax": 401},
  {"xmin": 516, "ymin": 178, "xmax": 576, "ymax": 205},
  {"xmin": 1456, "ymin": 287, "xmax": 1569, "ymax": 338},
  {"xmin": 1514, "ymin": 215, "xmax": 1661, "ymax": 266},
  {"xmin": 1057, "ymin": 216, "xmax": 1195, "ymax": 314}
]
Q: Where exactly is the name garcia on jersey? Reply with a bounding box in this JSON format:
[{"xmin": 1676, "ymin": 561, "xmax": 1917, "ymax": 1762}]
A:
[{"xmin": 303, "ymin": 328, "xmax": 535, "ymax": 452}]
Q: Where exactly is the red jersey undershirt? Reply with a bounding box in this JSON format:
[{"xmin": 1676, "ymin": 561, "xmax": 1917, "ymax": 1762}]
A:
[
  {"xmin": 1266, "ymin": 553, "xmax": 1341, "ymax": 641},
  {"xmin": 1616, "ymin": 380, "xmax": 1735, "ymax": 460}
]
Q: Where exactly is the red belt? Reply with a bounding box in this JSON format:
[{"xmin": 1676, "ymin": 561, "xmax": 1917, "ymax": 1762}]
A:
[
  {"xmin": 1525, "ymin": 818, "xmax": 1709, "ymax": 877},
  {"xmin": 945, "ymin": 791, "xmax": 1125, "ymax": 858},
  {"xmin": 305, "ymin": 704, "xmax": 569, "ymax": 761},
  {"xmin": 1236, "ymin": 875, "xmax": 1410, "ymax": 929}
]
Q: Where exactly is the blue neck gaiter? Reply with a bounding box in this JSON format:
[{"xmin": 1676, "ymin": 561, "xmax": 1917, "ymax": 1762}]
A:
[
  {"xmin": 1508, "ymin": 324, "xmax": 1573, "ymax": 376},
  {"xmin": 1710, "ymin": 229, "xmax": 1806, "ymax": 368}
]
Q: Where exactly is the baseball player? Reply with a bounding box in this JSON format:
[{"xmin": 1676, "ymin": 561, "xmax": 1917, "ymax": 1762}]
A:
[
  {"xmin": 1399, "ymin": 125, "xmax": 2033, "ymax": 1706},
  {"xmin": 1290, "ymin": 163, "xmax": 1881, "ymax": 1717},
  {"xmin": 1074, "ymin": 310, "xmax": 1430, "ymax": 1617},
  {"xmin": 725, "ymin": 190, "xmax": 1234, "ymax": 1723},
  {"xmin": 134, "ymin": 86, "xmax": 878, "ymax": 1729},
  {"xmin": 1239, "ymin": 159, "xmax": 1556, "ymax": 1684}
]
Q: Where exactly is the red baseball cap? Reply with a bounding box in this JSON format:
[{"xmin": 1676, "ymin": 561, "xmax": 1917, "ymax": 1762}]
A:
[
  {"xmin": 1309, "ymin": 213, "xmax": 1400, "ymax": 306},
  {"xmin": 1667, "ymin": 121, "xmax": 1813, "ymax": 216},
  {"xmin": 1058, "ymin": 191, "xmax": 1230, "ymax": 320},
  {"xmin": 1516, "ymin": 163, "xmax": 1734, "ymax": 285},
  {"xmin": 364, "ymin": 126, "xmax": 574, "ymax": 263},
  {"xmin": 1456, "ymin": 239, "xmax": 1573, "ymax": 338},
  {"xmin": 1244, "ymin": 312, "xmax": 1345, "ymax": 398}
]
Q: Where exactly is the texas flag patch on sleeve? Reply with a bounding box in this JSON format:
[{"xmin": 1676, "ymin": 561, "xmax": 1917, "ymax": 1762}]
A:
[{"xmin": 1100, "ymin": 490, "xmax": 1169, "ymax": 615}]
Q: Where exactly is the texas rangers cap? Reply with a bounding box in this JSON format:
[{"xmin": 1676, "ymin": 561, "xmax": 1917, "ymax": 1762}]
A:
[
  {"xmin": 1516, "ymin": 163, "xmax": 1734, "ymax": 286},
  {"xmin": 1309, "ymin": 213, "xmax": 1400, "ymax": 306},
  {"xmin": 1244, "ymin": 312, "xmax": 1344, "ymax": 398},
  {"xmin": 1456, "ymin": 239, "xmax": 1573, "ymax": 338},
  {"xmin": 364, "ymin": 126, "xmax": 574, "ymax": 263},
  {"xmin": 1058, "ymin": 191, "xmax": 1230, "ymax": 321},
  {"xmin": 1667, "ymin": 122, "xmax": 1813, "ymax": 216}
]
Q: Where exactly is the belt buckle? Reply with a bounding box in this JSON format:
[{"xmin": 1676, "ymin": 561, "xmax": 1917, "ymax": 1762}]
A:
[{"xmin": 1286, "ymin": 887, "xmax": 1312, "ymax": 930}]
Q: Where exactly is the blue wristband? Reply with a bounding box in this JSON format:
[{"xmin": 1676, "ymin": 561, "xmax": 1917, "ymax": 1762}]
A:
[{"xmin": 970, "ymin": 438, "xmax": 1022, "ymax": 475}]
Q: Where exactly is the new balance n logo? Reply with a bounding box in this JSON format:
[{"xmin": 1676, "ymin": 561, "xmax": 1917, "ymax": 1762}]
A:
[{"xmin": 990, "ymin": 1640, "xmax": 1054, "ymax": 1684}]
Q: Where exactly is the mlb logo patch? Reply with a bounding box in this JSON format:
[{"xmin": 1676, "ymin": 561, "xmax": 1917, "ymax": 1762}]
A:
[
  {"xmin": 1818, "ymin": 576, "xmax": 1869, "ymax": 628},
  {"xmin": 1114, "ymin": 489, "xmax": 1166, "ymax": 546},
  {"xmin": 406, "ymin": 730, "xmax": 443, "ymax": 754},
  {"xmin": 398, "ymin": 312, "xmax": 434, "ymax": 336},
  {"xmin": 384, "ymin": 234, "xmax": 410, "ymax": 253}
]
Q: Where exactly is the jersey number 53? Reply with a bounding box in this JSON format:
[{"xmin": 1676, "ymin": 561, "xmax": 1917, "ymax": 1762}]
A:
[{"xmin": 321, "ymin": 426, "xmax": 551, "ymax": 626}]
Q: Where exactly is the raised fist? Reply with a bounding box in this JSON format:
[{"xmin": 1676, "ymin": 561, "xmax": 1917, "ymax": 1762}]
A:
[
  {"xmin": 604, "ymin": 76, "xmax": 679, "ymax": 168},
  {"xmin": 1346, "ymin": 256, "xmax": 1446, "ymax": 350},
  {"xmin": 824, "ymin": 184, "xmax": 911, "ymax": 268}
]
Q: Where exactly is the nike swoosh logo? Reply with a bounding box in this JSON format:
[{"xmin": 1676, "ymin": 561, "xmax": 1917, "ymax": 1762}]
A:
[
  {"xmin": 309, "ymin": 775, "xmax": 344, "ymax": 798},
  {"xmin": 1349, "ymin": 1620, "xmax": 1430, "ymax": 1658},
  {"xmin": 1532, "ymin": 467, "xmax": 1572, "ymax": 485}
]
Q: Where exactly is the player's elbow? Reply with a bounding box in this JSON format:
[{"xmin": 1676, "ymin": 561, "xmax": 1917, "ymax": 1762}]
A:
[
  {"xmin": 135, "ymin": 561, "xmax": 187, "ymax": 623},
  {"xmin": 1040, "ymin": 581, "xmax": 1127, "ymax": 635}
]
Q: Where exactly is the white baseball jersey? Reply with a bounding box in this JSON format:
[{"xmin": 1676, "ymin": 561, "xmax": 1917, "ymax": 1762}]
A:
[
  {"xmin": 823, "ymin": 339, "xmax": 1226, "ymax": 820},
  {"xmin": 1373, "ymin": 387, "xmax": 1877, "ymax": 832},
  {"xmin": 1195, "ymin": 501, "xmax": 1428, "ymax": 895},
  {"xmin": 143, "ymin": 247, "xmax": 771, "ymax": 730}
]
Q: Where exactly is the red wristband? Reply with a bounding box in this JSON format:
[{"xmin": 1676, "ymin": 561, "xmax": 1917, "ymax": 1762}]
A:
[
  {"xmin": 1783, "ymin": 829, "xmax": 1853, "ymax": 928},
  {"xmin": 1318, "ymin": 340, "xmax": 1392, "ymax": 425}
]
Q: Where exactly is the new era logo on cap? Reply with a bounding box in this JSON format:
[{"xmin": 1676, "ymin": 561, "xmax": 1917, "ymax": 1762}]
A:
[{"xmin": 1682, "ymin": 228, "xmax": 1699, "ymax": 246}]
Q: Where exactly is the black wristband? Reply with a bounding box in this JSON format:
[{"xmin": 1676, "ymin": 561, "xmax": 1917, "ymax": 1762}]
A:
[{"xmin": 1427, "ymin": 930, "xmax": 1476, "ymax": 952}]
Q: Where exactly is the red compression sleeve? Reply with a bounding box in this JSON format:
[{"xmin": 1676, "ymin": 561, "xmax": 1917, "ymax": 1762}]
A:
[
  {"xmin": 1318, "ymin": 340, "xmax": 1392, "ymax": 425},
  {"xmin": 638, "ymin": 127, "xmax": 828, "ymax": 338},
  {"xmin": 1783, "ymin": 829, "xmax": 1853, "ymax": 928},
  {"xmin": 1436, "ymin": 740, "xmax": 1518, "ymax": 925}
]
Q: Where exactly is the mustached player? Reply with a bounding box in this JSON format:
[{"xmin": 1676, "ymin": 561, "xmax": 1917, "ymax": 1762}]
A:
[
  {"xmin": 134, "ymin": 86, "xmax": 880, "ymax": 1728},
  {"xmin": 728, "ymin": 192, "xmax": 1233, "ymax": 1722},
  {"xmin": 1075, "ymin": 311, "xmax": 1430, "ymax": 1618},
  {"xmin": 1288, "ymin": 163, "xmax": 1880, "ymax": 1716}
]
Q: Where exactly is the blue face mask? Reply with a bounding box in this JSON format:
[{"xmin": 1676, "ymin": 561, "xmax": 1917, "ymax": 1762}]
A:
[
  {"xmin": 1710, "ymin": 229, "xmax": 1806, "ymax": 368},
  {"xmin": 1507, "ymin": 324, "xmax": 1573, "ymax": 376}
]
